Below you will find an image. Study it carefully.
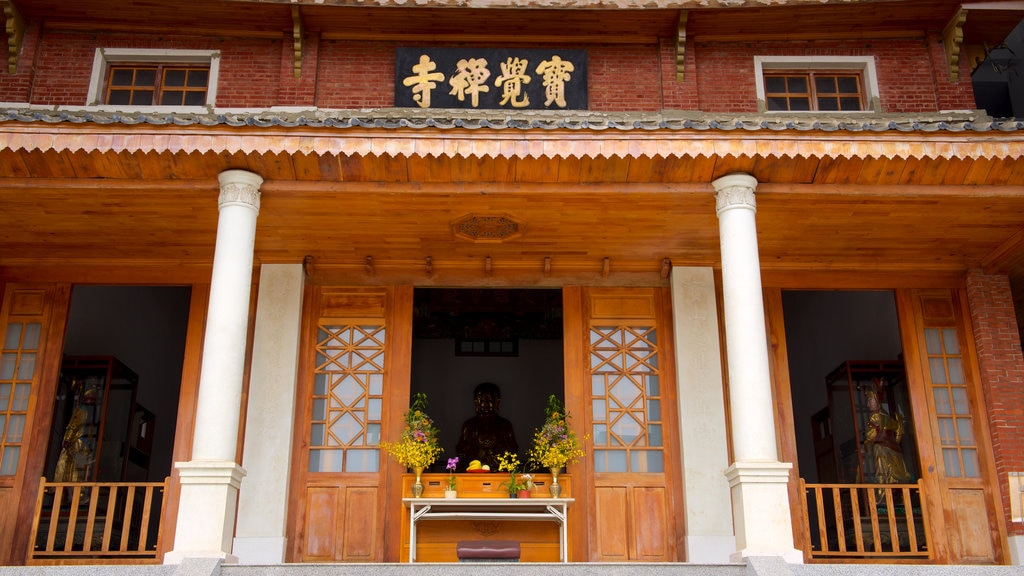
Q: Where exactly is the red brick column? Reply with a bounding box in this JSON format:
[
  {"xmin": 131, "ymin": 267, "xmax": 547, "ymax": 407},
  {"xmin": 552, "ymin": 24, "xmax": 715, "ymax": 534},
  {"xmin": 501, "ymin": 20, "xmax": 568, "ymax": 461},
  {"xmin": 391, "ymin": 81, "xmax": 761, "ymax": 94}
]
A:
[{"xmin": 965, "ymin": 269, "xmax": 1024, "ymax": 537}]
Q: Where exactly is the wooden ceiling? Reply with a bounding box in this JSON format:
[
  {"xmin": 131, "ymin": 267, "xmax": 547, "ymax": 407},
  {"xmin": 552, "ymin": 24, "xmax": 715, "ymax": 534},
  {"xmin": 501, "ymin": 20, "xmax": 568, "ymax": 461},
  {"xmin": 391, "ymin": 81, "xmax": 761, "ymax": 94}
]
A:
[{"xmin": 1, "ymin": 122, "xmax": 1023, "ymax": 287}]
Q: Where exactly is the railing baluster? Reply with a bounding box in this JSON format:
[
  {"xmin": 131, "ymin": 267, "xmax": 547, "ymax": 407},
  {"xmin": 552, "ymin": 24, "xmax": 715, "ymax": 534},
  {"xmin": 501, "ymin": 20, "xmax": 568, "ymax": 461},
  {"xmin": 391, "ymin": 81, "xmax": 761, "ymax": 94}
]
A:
[
  {"xmin": 83, "ymin": 483, "xmax": 99, "ymax": 552},
  {"xmin": 884, "ymin": 487, "xmax": 898, "ymax": 552},
  {"xmin": 850, "ymin": 486, "xmax": 864, "ymax": 552},
  {"xmin": 814, "ymin": 485, "xmax": 829, "ymax": 553},
  {"xmin": 138, "ymin": 485, "xmax": 154, "ymax": 552},
  {"xmin": 902, "ymin": 486, "xmax": 918, "ymax": 552},
  {"xmin": 101, "ymin": 484, "xmax": 116, "ymax": 552},
  {"xmin": 831, "ymin": 486, "xmax": 846, "ymax": 552},
  {"xmin": 120, "ymin": 485, "xmax": 137, "ymax": 551}
]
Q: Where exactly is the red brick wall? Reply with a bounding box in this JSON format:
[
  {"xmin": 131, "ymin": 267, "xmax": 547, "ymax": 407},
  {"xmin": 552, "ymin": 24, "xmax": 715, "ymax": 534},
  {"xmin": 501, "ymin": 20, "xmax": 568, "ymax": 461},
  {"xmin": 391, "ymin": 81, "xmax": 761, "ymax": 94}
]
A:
[
  {"xmin": 965, "ymin": 270, "xmax": 1024, "ymax": 536},
  {"xmin": 1, "ymin": 27, "xmax": 974, "ymax": 113},
  {"xmin": 695, "ymin": 37, "xmax": 958, "ymax": 113},
  {"xmin": 587, "ymin": 43, "xmax": 662, "ymax": 111},
  {"xmin": 316, "ymin": 40, "xmax": 396, "ymax": 109},
  {"xmin": 17, "ymin": 30, "xmax": 279, "ymax": 107}
]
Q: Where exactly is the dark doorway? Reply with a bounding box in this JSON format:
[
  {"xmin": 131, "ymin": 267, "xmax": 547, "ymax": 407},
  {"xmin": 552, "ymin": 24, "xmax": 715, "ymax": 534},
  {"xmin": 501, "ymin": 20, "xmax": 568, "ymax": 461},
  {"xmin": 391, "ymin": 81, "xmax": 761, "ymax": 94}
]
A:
[
  {"xmin": 410, "ymin": 288, "xmax": 563, "ymax": 471},
  {"xmin": 782, "ymin": 290, "xmax": 919, "ymax": 484},
  {"xmin": 48, "ymin": 286, "xmax": 190, "ymax": 483}
]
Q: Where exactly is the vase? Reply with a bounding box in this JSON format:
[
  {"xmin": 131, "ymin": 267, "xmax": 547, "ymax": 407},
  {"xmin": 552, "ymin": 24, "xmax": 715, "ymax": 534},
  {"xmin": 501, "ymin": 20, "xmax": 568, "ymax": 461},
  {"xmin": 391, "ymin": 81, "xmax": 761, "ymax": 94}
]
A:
[
  {"xmin": 444, "ymin": 489, "xmax": 457, "ymax": 499},
  {"xmin": 549, "ymin": 467, "xmax": 562, "ymax": 498},
  {"xmin": 411, "ymin": 466, "xmax": 425, "ymax": 498},
  {"xmin": 517, "ymin": 489, "xmax": 532, "ymax": 498}
]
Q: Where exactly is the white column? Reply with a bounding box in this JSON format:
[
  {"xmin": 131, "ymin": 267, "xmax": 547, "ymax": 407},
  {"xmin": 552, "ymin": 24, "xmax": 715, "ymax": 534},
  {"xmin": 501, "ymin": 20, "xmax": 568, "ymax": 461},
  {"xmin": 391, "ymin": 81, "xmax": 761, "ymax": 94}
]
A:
[
  {"xmin": 165, "ymin": 169, "xmax": 263, "ymax": 564},
  {"xmin": 670, "ymin": 267, "xmax": 736, "ymax": 563},
  {"xmin": 233, "ymin": 264, "xmax": 305, "ymax": 564},
  {"xmin": 712, "ymin": 173, "xmax": 801, "ymax": 563}
]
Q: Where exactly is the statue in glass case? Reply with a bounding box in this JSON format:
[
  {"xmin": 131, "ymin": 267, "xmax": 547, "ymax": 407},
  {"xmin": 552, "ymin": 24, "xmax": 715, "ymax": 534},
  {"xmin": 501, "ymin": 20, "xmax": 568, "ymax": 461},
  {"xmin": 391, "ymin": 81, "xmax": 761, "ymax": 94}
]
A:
[{"xmin": 863, "ymin": 380, "xmax": 912, "ymax": 485}]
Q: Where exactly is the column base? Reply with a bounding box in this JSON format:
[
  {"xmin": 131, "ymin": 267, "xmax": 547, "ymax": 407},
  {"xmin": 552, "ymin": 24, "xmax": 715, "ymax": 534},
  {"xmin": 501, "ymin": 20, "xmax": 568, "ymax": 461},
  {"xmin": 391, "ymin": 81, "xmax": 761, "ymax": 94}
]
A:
[
  {"xmin": 725, "ymin": 460, "xmax": 803, "ymax": 564},
  {"xmin": 166, "ymin": 460, "xmax": 247, "ymax": 564},
  {"xmin": 232, "ymin": 536, "xmax": 288, "ymax": 564},
  {"xmin": 685, "ymin": 534, "xmax": 737, "ymax": 564}
]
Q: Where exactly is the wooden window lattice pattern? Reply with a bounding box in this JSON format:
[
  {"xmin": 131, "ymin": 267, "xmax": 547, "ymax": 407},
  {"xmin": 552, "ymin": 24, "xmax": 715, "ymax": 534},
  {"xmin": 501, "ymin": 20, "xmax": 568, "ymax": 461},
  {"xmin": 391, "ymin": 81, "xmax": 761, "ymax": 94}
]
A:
[
  {"xmin": 309, "ymin": 324, "xmax": 386, "ymax": 473},
  {"xmin": 0, "ymin": 321, "xmax": 37, "ymax": 476},
  {"xmin": 765, "ymin": 72, "xmax": 863, "ymax": 112},
  {"xmin": 588, "ymin": 325, "xmax": 664, "ymax": 473},
  {"xmin": 924, "ymin": 326, "xmax": 979, "ymax": 478},
  {"xmin": 107, "ymin": 65, "xmax": 209, "ymax": 106}
]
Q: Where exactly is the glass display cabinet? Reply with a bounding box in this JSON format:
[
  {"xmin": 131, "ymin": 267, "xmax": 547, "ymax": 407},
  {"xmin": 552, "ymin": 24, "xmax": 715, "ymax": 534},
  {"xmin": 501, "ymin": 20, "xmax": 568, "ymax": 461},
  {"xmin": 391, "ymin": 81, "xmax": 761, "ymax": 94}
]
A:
[
  {"xmin": 45, "ymin": 356, "xmax": 145, "ymax": 482},
  {"xmin": 819, "ymin": 360, "xmax": 919, "ymax": 484}
]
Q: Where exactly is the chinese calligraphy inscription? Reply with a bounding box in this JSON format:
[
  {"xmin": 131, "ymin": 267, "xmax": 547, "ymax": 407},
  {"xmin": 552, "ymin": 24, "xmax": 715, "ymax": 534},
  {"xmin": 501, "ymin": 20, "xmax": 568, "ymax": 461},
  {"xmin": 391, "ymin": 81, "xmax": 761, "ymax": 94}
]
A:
[{"xmin": 396, "ymin": 48, "xmax": 587, "ymax": 110}]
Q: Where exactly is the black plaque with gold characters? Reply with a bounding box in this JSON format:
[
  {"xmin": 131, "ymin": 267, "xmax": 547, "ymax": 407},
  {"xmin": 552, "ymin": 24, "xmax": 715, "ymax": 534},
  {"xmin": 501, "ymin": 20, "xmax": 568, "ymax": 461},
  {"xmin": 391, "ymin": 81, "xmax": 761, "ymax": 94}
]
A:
[{"xmin": 396, "ymin": 47, "xmax": 587, "ymax": 110}]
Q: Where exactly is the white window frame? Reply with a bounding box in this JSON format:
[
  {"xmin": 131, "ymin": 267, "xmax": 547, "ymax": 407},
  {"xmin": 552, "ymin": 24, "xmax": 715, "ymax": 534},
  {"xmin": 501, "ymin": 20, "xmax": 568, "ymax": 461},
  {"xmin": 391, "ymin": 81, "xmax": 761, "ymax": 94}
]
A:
[
  {"xmin": 754, "ymin": 56, "xmax": 880, "ymax": 113},
  {"xmin": 86, "ymin": 48, "xmax": 220, "ymax": 110}
]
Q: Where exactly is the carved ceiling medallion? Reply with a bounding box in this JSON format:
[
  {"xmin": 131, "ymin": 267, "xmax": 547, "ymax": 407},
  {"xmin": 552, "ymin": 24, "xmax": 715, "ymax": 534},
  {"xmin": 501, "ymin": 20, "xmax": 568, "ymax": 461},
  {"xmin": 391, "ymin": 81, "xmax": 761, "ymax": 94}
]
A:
[{"xmin": 451, "ymin": 213, "xmax": 524, "ymax": 243}]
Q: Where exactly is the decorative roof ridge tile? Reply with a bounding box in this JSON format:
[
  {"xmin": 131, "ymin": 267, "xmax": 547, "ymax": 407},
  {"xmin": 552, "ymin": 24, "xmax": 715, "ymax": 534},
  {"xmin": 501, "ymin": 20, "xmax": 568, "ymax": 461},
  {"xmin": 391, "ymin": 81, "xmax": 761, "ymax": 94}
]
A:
[{"xmin": 2, "ymin": 106, "xmax": 1023, "ymax": 133}]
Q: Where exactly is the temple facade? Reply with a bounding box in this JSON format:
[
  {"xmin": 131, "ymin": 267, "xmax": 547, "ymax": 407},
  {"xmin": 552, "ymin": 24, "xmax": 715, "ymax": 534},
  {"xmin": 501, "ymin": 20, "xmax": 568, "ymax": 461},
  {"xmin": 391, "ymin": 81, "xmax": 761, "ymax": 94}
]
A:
[{"xmin": 2, "ymin": 0, "xmax": 1024, "ymax": 567}]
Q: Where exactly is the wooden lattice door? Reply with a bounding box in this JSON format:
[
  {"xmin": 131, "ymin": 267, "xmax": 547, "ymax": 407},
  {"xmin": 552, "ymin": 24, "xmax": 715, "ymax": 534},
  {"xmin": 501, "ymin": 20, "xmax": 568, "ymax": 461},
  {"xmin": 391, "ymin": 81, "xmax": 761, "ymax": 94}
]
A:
[
  {"xmin": 581, "ymin": 287, "xmax": 684, "ymax": 561},
  {"xmin": 289, "ymin": 286, "xmax": 412, "ymax": 562}
]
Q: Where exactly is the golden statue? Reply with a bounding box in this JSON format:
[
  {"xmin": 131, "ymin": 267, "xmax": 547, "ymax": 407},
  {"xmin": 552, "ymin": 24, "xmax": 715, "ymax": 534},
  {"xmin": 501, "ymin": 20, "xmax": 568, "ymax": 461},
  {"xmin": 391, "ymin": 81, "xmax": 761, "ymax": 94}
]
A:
[
  {"xmin": 863, "ymin": 383, "xmax": 911, "ymax": 485},
  {"xmin": 53, "ymin": 405, "xmax": 91, "ymax": 482}
]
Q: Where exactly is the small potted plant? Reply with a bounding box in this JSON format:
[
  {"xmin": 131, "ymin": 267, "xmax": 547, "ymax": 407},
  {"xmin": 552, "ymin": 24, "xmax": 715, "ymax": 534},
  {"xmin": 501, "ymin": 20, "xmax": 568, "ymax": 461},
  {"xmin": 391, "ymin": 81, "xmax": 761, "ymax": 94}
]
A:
[
  {"xmin": 445, "ymin": 457, "xmax": 459, "ymax": 498},
  {"xmin": 381, "ymin": 392, "xmax": 442, "ymax": 497},
  {"xmin": 528, "ymin": 395, "xmax": 584, "ymax": 497},
  {"xmin": 497, "ymin": 451, "xmax": 532, "ymax": 498}
]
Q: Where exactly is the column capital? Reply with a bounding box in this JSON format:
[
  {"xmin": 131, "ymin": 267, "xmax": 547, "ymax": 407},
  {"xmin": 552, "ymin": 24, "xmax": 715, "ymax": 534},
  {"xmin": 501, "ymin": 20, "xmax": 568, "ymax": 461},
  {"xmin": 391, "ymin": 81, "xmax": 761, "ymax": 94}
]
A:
[
  {"xmin": 712, "ymin": 172, "xmax": 758, "ymax": 215},
  {"xmin": 218, "ymin": 169, "xmax": 263, "ymax": 212}
]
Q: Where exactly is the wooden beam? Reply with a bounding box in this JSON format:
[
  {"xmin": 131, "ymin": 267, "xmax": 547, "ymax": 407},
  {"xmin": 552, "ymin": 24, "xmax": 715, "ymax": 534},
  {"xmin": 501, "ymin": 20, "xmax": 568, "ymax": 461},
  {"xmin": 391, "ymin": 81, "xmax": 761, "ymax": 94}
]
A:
[
  {"xmin": 942, "ymin": 7, "xmax": 967, "ymax": 82},
  {"xmin": 2, "ymin": 0, "xmax": 24, "ymax": 75},
  {"xmin": 291, "ymin": 5, "xmax": 303, "ymax": 78},
  {"xmin": 675, "ymin": 10, "xmax": 687, "ymax": 82}
]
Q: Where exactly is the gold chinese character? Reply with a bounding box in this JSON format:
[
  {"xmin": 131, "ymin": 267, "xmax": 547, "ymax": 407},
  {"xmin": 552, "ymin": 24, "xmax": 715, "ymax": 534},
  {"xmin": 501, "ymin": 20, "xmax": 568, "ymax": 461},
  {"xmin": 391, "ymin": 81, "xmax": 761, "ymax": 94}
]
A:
[
  {"xmin": 449, "ymin": 58, "xmax": 491, "ymax": 107},
  {"xmin": 535, "ymin": 55, "xmax": 575, "ymax": 108},
  {"xmin": 495, "ymin": 57, "xmax": 531, "ymax": 108},
  {"xmin": 402, "ymin": 55, "xmax": 446, "ymax": 108}
]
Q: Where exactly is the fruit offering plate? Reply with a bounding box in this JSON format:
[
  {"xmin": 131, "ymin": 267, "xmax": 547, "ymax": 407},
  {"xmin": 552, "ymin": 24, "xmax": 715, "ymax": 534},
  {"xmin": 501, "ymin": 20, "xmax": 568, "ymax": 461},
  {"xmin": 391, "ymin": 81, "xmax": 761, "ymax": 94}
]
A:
[{"xmin": 467, "ymin": 469, "xmax": 490, "ymax": 473}]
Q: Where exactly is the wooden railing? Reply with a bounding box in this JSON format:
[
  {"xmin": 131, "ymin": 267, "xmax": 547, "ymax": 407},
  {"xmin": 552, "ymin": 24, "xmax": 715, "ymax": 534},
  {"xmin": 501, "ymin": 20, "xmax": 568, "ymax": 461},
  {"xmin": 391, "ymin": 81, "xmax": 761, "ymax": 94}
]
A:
[
  {"xmin": 800, "ymin": 479, "xmax": 931, "ymax": 561},
  {"xmin": 28, "ymin": 477, "xmax": 169, "ymax": 564}
]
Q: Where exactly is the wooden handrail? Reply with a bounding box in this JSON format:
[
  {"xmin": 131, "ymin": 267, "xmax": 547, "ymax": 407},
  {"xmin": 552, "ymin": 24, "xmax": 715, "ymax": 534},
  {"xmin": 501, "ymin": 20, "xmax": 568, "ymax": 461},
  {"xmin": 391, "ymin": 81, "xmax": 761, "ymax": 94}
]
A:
[
  {"xmin": 800, "ymin": 479, "xmax": 932, "ymax": 561},
  {"xmin": 28, "ymin": 477, "xmax": 169, "ymax": 564}
]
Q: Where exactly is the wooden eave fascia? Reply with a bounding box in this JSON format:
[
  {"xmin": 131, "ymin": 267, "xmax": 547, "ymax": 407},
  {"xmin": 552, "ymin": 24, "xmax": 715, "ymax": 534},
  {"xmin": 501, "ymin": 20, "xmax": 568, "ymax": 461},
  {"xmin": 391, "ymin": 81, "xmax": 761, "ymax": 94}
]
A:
[
  {"xmin": 218, "ymin": 0, "xmax": 940, "ymax": 8},
  {"xmin": 1, "ymin": 121, "xmax": 1022, "ymax": 163},
  {"xmin": 2, "ymin": 0, "xmax": 23, "ymax": 74}
]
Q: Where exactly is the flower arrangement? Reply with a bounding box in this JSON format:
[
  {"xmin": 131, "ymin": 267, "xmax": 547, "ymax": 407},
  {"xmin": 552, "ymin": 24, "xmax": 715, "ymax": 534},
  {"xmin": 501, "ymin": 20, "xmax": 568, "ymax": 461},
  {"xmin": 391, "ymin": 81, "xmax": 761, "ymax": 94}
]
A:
[
  {"xmin": 528, "ymin": 395, "xmax": 585, "ymax": 470},
  {"xmin": 496, "ymin": 451, "xmax": 532, "ymax": 495},
  {"xmin": 446, "ymin": 457, "xmax": 459, "ymax": 491},
  {"xmin": 381, "ymin": 392, "xmax": 442, "ymax": 469}
]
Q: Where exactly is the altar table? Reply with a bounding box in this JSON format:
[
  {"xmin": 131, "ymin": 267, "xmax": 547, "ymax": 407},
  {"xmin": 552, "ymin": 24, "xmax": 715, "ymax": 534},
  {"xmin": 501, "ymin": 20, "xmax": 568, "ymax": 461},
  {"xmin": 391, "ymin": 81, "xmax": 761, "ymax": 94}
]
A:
[{"xmin": 403, "ymin": 497, "xmax": 574, "ymax": 563}]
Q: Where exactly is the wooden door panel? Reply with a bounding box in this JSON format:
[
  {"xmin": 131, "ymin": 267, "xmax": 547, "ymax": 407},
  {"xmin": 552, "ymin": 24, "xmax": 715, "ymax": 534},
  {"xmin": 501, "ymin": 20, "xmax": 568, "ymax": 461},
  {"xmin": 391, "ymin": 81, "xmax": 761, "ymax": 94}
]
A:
[
  {"xmin": 949, "ymin": 488, "xmax": 997, "ymax": 563},
  {"xmin": 342, "ymin": 487, "xmax": 379, "ymax": 560},
  {"xmin": 595, "ymin": 486, "xmax": 629, "ymax": 560},
  {"xmin": 302, "ymin": 487, "xmax": 339, "ymax": 560},
  {"xmin": 633, "ymin": 486, "xmax": 669, "ymax": 560}
]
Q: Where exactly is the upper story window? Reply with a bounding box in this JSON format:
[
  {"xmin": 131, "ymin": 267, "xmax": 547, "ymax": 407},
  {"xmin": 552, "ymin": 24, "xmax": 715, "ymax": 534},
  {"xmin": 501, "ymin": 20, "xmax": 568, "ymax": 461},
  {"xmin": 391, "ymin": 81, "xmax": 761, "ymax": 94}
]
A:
[
  {"xmin": 107, "ymin": 65, "xmax": 210, "ymax": 106},
  {"xmin": 754, "ymin": 56, "xmax": 880, "ymax": 113},
  {"xmin": 87, "ymin": 48, "xmax": 220, "ymax": 109},
  {"xmin": 764, "ymin": 72, "xmax": 863, "ymax": 112}
]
